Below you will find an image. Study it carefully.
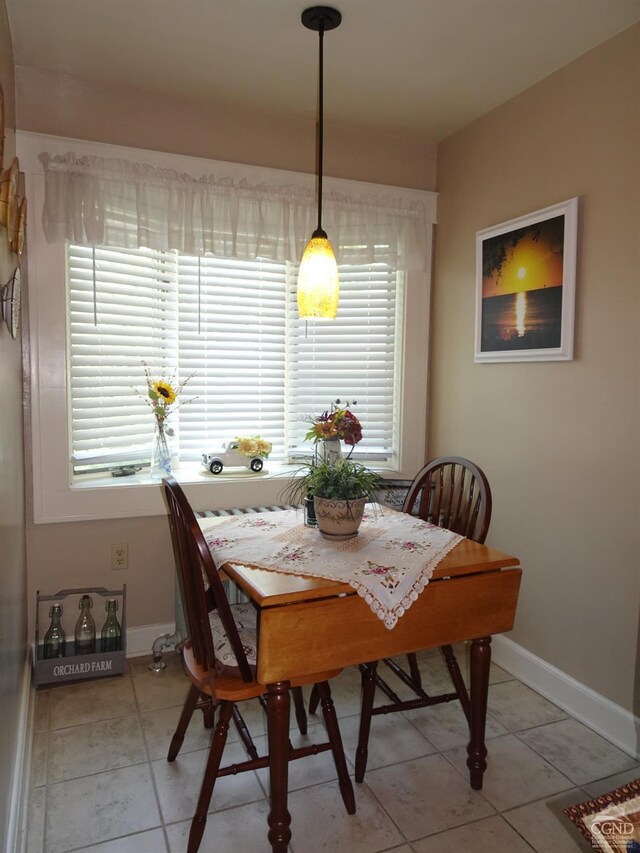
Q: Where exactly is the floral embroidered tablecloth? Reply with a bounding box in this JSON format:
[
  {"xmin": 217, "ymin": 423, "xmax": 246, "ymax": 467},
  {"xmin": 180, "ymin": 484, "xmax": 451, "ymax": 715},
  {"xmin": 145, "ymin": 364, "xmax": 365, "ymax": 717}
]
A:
[{"xmin": 199, "ymin": 507, "xmax": 462, "ymax": 629}]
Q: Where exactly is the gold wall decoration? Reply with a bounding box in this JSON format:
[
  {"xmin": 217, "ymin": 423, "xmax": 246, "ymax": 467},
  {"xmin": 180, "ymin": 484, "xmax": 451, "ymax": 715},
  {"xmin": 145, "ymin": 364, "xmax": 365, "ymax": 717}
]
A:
[
  {"xmin": 11, "ymin": 197, "xmax": 26, "ymax": 257},
  {"xmin": 0, "ymin": 83, "xmax": 4, "ymax": 171},
  {"xmin": 0, "ymin": 156, "xmax": 18, "ymax": 236}
]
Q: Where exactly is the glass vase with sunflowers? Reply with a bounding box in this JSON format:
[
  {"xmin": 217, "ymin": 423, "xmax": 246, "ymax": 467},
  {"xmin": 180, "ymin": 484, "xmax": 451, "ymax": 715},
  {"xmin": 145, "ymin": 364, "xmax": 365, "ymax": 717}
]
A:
[{"xmin": 141, "ymin": 364, "xmax": 194, "ymax": 480}]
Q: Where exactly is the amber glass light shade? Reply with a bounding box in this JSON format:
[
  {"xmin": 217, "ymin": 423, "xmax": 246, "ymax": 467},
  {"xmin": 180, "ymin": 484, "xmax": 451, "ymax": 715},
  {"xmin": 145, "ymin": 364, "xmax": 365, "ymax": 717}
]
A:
[{"xmin": 297, "ymin": 232, "xmax": 339, "ymax": 319}]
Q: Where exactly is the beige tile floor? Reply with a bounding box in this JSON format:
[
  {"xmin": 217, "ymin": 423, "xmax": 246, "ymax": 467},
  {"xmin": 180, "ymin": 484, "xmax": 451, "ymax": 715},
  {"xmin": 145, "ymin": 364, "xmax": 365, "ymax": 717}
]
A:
[{"xmin": 26, "ymin": 646, "xmax": 639, "ymax": 853}]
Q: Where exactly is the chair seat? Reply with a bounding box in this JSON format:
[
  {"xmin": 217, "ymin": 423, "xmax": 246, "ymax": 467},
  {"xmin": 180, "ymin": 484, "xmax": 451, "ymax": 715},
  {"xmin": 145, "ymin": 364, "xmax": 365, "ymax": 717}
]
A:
[{"xmin": 209, "ymin": 603, "xmax": 258, "ymax": 669}]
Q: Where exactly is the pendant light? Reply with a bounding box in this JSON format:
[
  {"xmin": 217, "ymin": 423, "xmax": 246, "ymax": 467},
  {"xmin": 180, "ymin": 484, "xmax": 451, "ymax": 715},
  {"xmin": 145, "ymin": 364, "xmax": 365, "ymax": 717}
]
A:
[{"xmin": 298, "ymin": 6, "xmax": 342, "ymax": 319}]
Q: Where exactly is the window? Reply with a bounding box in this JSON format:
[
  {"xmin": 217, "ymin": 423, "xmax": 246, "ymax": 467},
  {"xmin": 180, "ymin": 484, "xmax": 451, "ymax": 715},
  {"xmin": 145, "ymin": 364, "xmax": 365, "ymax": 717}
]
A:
[
  {"xmin": 68, "ymin": 245, "xmax": 402, "ymax": 471},
  {"xmin": 22, "ymin": 132, "xmax": 435, "ymax": 521}
]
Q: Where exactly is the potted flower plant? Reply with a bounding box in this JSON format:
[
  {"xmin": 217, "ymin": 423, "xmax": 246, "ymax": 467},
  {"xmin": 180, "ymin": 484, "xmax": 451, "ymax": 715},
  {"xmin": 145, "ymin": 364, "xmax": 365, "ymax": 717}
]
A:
[{"xmin": 285, "ymin": 457, "xmax": 381, "ymax": 540}]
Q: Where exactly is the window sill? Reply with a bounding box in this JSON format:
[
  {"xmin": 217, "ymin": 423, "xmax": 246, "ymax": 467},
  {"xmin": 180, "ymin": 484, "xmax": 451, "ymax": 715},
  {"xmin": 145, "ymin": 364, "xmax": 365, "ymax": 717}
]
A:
[
  {"xmin": 71, "ymin": 460, "xmax": 292, "ymax": 490},
  {"xmin": 37, "ymin": 461, "xmax": 404, "ymax": 524}
]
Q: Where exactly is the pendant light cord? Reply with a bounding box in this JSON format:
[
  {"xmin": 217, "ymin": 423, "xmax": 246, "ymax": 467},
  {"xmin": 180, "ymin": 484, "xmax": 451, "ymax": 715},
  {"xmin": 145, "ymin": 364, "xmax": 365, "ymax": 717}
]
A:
[{"xmin": 317, "ymin": 20, "xmax": 325, "ymax": 233}]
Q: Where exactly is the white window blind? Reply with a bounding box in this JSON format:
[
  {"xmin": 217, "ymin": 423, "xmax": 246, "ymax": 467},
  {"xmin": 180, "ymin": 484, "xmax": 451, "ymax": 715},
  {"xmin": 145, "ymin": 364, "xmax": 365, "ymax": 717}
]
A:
[
  {"xmin": 68, "ymin": 244, "xmax": 178, "ymax": 465},
  {"xmin": 68, "ymin": 244, "xmax": 402, "ymax": 471},
  {"xmin": 286, "ymin": 263, "xmax": 401, "ymax": 459},
  {"xmin": 176, "ymin": 254, "xmax": 287, "ymax": 457}
]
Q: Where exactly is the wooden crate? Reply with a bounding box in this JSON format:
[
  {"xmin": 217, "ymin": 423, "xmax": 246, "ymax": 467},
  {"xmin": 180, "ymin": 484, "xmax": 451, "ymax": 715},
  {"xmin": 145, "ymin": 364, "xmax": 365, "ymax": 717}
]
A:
[{"xmin": 33, "ymin": 586, "xmax": 127, "ymax": 686}]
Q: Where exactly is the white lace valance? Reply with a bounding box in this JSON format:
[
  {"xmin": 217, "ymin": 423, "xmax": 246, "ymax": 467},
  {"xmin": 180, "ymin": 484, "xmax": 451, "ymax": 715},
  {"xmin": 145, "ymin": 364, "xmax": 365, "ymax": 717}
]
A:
[{"xmin": 39, "ymin": 152, "xmax": 432, "ymax": 270}]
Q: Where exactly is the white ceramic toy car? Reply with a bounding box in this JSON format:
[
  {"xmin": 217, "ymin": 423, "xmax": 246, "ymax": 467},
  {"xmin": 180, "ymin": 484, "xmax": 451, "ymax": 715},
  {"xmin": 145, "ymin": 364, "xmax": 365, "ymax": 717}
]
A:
[{"xmin": 202, "ymin": 439, "xmax": 269, "ymax": 474}]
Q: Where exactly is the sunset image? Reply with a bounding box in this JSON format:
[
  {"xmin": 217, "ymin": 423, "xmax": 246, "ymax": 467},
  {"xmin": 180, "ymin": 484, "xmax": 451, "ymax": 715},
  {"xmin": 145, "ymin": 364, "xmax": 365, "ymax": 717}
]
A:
[{"xmin": 480, "ymin": 214, "xmax": 565, "ymax": 352}]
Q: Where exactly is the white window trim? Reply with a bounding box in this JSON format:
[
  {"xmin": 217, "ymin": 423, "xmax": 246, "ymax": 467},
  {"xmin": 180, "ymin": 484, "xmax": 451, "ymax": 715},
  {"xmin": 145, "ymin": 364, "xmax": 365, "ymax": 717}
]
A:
[{"xmin": 18, "ymin": 131, "xmax": 436, "ymax": 523}]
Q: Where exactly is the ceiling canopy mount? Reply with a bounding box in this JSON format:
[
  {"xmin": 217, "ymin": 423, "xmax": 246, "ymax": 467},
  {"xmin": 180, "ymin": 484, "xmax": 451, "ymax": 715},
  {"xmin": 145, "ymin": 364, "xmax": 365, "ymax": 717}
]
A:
[{"xmin": 301, "ymin": 6, "xmax": 342, "ymax": 33}]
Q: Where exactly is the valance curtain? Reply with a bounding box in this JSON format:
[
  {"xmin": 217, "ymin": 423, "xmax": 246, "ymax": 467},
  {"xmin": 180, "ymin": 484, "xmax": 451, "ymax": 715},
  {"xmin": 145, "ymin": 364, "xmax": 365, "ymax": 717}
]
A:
[{"xmin": 39, "ymin": 152, "xmax": 431, "ymax": 270}]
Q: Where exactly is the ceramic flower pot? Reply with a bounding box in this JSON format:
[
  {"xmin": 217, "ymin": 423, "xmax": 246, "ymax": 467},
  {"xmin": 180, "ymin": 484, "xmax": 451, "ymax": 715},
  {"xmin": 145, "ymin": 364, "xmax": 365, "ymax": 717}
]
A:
[{"xmin": 313, "ymin": 495, "xmax": 366, "ymax": 540}]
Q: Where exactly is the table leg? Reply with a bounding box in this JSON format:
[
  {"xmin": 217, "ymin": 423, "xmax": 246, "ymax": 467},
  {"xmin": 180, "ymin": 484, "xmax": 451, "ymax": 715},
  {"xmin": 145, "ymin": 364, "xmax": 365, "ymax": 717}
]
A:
[
  {"xmin": 267, "ymin": 681, "xmax": 292, "ymax": 852},
  {"xmin": 466, "ymin": 636, "xmax": 491, "ymax": 789}
]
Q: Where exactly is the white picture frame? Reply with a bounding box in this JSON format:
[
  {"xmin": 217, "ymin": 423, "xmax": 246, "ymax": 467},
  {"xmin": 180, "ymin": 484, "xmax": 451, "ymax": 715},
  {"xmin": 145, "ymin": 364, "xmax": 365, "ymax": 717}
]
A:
[{"xmin": 475, "ymin": 197, "xmax": 578, "ymax": 362}]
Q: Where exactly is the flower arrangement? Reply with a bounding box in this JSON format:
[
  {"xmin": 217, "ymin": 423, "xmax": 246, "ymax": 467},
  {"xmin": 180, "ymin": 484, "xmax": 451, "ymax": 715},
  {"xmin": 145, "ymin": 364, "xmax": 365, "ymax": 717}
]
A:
[
  {"xmin": 139, "ymin": 363, "xmax": 195, "ymax": 478},
  {"xmin": 234, "ymin": 436, "xmax": 272, "ymax": 458},
  {"xmin": 142, "ymin": 363, "xmax": 194, "ymax": 424},
  {"xmin": 284, "ymin": 401, "xmax": 378, "ymax": 536},
  {"xmin": 304, "ymin": 399, "xmax": 363, "ymax": 446}
]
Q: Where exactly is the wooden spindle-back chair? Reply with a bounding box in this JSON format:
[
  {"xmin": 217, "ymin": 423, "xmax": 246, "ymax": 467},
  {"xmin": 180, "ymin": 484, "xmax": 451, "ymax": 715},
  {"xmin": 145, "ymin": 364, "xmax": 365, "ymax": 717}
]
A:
[
  {"xmin": 354, "ymin": 457, "xmax": 492, "ymax": 782},
  {"xmin": 162, "ymin": 476, "xmax": 355, "ymax": 852}
]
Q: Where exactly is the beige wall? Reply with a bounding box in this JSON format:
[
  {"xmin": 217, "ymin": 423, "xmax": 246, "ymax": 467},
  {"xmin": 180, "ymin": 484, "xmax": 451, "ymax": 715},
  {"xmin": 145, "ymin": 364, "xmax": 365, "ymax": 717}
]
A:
[
  {"xmin": 27, "ymin": 515, "xmax": 177, "ymax": 631},
  {"xmin": 0, "ymin": 1, "xmax": 27, "ymax": 843},
  {"xmin": 431, "ymin": 24, "xmax": 640, "ymax": 713},
  {"xmin": 16, "ymin": 66, "xmax": 437, "ymax": 191}
]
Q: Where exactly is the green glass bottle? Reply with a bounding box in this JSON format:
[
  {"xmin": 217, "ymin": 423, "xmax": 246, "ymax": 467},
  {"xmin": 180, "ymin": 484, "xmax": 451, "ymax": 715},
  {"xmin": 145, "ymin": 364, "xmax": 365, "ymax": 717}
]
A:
[
  {"xmin": 75, "ymin": 594, "xmax": 96, "ymax": 655},
  {"xmin": 43, "ymin": 603, "xmax": 66, "ymax": 659},
  {"xmin": 100, "ymin": 598, "xmax": 122, "ymax": 652}
]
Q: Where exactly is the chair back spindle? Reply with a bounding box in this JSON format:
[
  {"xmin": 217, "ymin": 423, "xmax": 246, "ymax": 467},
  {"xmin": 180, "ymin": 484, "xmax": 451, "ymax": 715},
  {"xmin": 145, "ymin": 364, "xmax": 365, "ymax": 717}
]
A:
[{"xmin": 403, "ymin": 456, "xmax": 492, "ymax": 544}]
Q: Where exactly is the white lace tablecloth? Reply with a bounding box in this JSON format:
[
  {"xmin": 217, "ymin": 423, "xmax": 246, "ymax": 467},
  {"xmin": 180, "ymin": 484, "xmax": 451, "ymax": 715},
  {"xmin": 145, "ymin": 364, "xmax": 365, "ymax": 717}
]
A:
[{"xmin": 199, "ymin": 507, "xmax": 462, "ymax": 629}]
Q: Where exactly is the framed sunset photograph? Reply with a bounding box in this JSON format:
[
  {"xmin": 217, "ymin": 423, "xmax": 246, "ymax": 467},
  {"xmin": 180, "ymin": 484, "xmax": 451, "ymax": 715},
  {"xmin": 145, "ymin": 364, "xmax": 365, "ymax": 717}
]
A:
[{"xmin": 475, "ymin": 197, "xmax": 578, "ymax": 362}]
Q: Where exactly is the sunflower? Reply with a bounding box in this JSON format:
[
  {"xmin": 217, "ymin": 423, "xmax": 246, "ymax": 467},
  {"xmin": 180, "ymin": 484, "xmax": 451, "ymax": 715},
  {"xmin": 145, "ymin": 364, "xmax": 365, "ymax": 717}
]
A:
[
  {"xmin": 236, "ymin": 436, "xmax": 257, "ymax": 455},
  {"xmin": 234, "ymin": 436, "xmax": 273, "ymax": 458},
  {"xmin": 151, "ymin": 380, "xmax": 176, "ymax": 406}
]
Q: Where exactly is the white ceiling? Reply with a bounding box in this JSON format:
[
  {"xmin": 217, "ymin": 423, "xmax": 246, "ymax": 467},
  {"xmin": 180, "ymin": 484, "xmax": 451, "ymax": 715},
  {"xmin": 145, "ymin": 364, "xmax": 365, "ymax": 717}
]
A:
[{"xmin": 7, "ymin": 0, "xmax": 640, "ymax": 142}]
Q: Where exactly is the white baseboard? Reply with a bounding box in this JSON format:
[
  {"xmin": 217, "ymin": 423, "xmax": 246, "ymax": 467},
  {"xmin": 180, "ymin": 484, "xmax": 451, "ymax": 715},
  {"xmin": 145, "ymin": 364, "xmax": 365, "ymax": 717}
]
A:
[
  {"xmin": 492, "ymin": 635, "xmax": 640, "ymax": 759},
  {"xmin": 126, "ymin": 622, "xmax": 176, "ymax": 657},
  {"xmin": 5, "ymin": 652, "xmax": 34, "ymax": 853}
]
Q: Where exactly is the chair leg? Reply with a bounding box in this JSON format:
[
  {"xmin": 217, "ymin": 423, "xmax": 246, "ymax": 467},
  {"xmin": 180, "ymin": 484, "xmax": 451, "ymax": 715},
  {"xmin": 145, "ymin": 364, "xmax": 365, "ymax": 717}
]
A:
[
  {"xmin": 441, "ymin": 644, "xmax": 471, "ymax": 724},
  {"xmin": 188, "ymin": 699, "xmax": 234, "ymax": 853},
  {"xmin": 168, "ymin": 683, "xmax": 201, "ymax": 762},
  {"xmin": 355, "ymin": 660, "xmax": 378, "ymax": 783},
  {"xmin": 292, "ymin": 686, "xmax": 308, "ymax": 735},
  {"xmin": 316, "ymin": 681, "xmax": 355, "ymax": 815},
  {"xmin": 379, "ymin": 659, "xmax": 413, "ymax": 703},
  {"xmin": 407, "ymin": 651, "xmax": 423, "ymax": 689},
  {"xmin": 232, "ymin": 705, "xmax": 259, "ymax": 760},
  {"xmin": 201, "ymin": 692, "xmax": 215, "ymax": 729},
  {"xmin": 308, "ymin": 683, "xmax": 320, "ymax": 715}
]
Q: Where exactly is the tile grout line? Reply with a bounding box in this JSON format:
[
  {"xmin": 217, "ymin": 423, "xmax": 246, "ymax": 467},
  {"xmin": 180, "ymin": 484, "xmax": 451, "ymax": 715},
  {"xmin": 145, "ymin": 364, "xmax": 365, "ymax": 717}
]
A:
[
  {"xmin": 130, "ymin": 663, "xmax": 174, "ymax": 852},
  {"xmin": 410, "ymin": 813, "xmax": 538, "ymax": 852}
]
